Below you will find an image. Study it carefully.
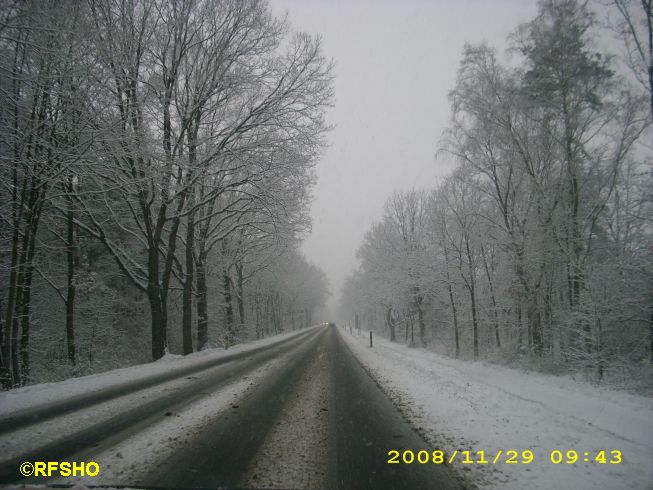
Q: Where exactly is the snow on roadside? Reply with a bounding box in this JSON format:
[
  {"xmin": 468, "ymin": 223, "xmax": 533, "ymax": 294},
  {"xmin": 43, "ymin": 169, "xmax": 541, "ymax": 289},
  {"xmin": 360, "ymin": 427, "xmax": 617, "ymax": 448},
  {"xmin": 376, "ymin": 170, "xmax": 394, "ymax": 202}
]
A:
[
  {"xmin": 339, "ymin": 328, "xmax": 653, "ymax": 490},
  {"xmin": 0, "ymin": 327, "xmax": 316, "ymax": 418}
]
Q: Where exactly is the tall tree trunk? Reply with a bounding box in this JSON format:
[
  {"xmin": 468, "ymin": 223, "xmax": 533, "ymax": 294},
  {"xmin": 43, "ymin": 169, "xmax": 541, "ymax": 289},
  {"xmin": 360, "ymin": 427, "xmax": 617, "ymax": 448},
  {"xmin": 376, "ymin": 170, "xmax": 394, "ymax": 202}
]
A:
[
  {"xmin": 196, "ymin": 254, "xmax": 208, "ymax": 351},
  {"xmin": 16, "ymin": 199, "xmax": 40, "ymax": 384},
  {"xmin": 518, "ymin": 272, "xmax": 543, "ymax": 355},
  {"xmin": 404, "ymin": 316, "xmax": 409, "ymax": 342},
  {"xmin": 544, "ymin": 277, "xmax": 554, "ymax": 355},
  {"xmin": 65, "ymin": 179, "xmax": 77, "ymax": 367},
  {"xmin": 649, "ymin": 305, "xmax": 653, "ymax": 362},
  {"xmin": 15, "ymin": 226, "xmax": 37, "ymax": 383},
  {"xmin": 469, "ymin": 283, "xmax": 479, "ymax": 360},
  {"xmin": 11, "ymin": 316, "xmax": 19, "ymax": 386},
  {"xmin": 182, "ymin": 209, "xmax": 195, "ymax": 355},
  {"xmin": 481, "ymin": 244, "xmax": 501, "ymax": 348},
  {"xmin": 563, "ymin": 95, "xmax": 591, "ymax": 355},
  {"xmin": 0, "ymin": 300, "xmax": 4, "ymax": 377},
  {"xmin": 465, "ymin": 237, "xmax": 479, "ymax": 360},
  {"xmin": 443, "ymin": 252, "xmax": 460, "ymax": 358},
  {"xmin": 147, "ymin": 244, "xmax": 166, "ymax": 360},
  {"xmin": 1, "ymin": 36, "xmax": 23, "ymax": 388},
  {"xmin": 386, "ymin": 307, "xmax": 396, "ymax": 341},
  {"xmin": 274, "ymin": 294, "xmax": 282, "ymax": 332},
  {"xmin": 147, "ymin": 284, "xmax": 166, "ymax": 360},
  {"xmin": 2, "ymin": 202, "xmax": 19, "ymax": 387},
  {"xmin": 516, "ymin": 291, "xmax": 523, "ymax": 348},
  {"xmin": 3, "ymin": 247, "xmax": 19, "ymax": 387},
  {"xmin": 415, "ymin": 294, "xmax": 426, "ymax": 347},
  {"xmin": 181, "ymin": 116, "xmax": 201, "ymax": 356},
  {"xmin": 410, "ymin": 315, "xmax": 415, "ymax": 346},
  {"xmin": 528, "ymin": 299, "xmax": 543, "ymax": 355},
  {"xmin": 649, "ymin": 59, "xmax": 653, "ymax": 118},
  {"xmin": 255, "ymin": 294, "xmax": 261, "ymax": 339},
  {"xmin": 448, "ymin": 283, "xmax": 460, "ymax": 359},
  {"xmin": 18, "ymin": 277, "xmax": 31, "ymax": 382},
  {"xmin": 265, "ymin": 295, "xmax": 271, "ymax": 336},
  {"xmin": 223, "ymin": 269, "xmax": 234, "ymax": 348},
  {"xmin": 235, "ymin": 263, "xmax": 245, "ymax": 329},
  {"xmin": 6, "ymin": 206, "xmax": 31, "ymax": 386}
]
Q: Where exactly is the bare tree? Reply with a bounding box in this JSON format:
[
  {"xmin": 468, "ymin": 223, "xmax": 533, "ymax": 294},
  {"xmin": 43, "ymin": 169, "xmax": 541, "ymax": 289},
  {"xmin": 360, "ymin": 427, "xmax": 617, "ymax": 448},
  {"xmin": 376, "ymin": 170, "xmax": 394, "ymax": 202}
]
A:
[
  {"xmin": 604, "ymin": 0, "xmax": 653, "ymax": 117},
  {"xmin": 77, "ymin": 0, "xmax": 332, "ymax": 360},
  {"xmin": 0, "ymin": 1, "xmax": 93, "ymax": 385}
]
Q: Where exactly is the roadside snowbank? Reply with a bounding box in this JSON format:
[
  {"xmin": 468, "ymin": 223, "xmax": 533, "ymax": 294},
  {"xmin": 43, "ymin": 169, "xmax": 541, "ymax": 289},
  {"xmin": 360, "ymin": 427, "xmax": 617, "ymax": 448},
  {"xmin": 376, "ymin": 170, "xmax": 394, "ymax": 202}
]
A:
[
  {"xmin": 340, "ymin": 328, "xmax": 653, "ymax": 490},
  {"xmin": 0, "ymin": 327, "xmax": 315, "ymax": 418}
]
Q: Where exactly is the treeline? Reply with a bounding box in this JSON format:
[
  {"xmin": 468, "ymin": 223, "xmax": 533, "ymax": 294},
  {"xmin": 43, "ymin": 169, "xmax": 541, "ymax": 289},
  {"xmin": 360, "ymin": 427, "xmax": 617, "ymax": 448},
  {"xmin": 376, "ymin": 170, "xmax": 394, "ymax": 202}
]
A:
[
  {"xmin": 341, "ymin": 0, "xmax": 652, "ymax": 382},
  {"xmin": 0, "ymin": 0, "xmax": 333, "ymax": 388}
]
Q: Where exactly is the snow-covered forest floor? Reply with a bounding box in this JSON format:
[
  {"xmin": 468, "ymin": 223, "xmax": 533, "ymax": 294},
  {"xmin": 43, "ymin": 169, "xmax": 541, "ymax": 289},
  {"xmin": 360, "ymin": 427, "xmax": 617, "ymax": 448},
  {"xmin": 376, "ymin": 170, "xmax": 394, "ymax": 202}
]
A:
[{"xmin": 340, "ymin": 328, "xmax": 653, "ymax": 490}]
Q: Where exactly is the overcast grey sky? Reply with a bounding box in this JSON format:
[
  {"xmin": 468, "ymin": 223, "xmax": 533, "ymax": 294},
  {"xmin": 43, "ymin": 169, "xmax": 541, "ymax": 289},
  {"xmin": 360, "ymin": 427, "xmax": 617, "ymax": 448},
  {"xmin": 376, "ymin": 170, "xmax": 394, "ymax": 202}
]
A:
[{"xmin": 269, "ymin": 0, "xmax": 539, "ymax": 316}]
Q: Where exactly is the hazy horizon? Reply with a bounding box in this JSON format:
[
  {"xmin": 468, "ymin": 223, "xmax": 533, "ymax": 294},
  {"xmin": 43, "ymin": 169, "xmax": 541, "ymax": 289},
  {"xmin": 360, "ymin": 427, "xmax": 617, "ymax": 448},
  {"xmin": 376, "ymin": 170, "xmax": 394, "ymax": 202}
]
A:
[{"xmin": 270, "ymin": 0, "xmax": 539, "ymax": 318}]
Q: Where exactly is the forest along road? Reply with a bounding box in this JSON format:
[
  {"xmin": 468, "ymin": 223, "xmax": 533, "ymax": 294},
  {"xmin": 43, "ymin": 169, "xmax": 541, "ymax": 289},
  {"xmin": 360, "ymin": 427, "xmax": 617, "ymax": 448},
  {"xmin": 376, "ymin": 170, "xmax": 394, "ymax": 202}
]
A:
[{"xmin": 0, "ymin": 325, "xmax": 460, "ymax": 490}]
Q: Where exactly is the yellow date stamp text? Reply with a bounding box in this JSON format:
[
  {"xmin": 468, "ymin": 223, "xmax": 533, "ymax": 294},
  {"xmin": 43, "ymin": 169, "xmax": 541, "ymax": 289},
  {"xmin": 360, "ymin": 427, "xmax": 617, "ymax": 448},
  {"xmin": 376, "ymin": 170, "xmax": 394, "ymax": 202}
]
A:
[{"xmin": 386, "ymin": 449, "xmax": 622, "ymax": 465}]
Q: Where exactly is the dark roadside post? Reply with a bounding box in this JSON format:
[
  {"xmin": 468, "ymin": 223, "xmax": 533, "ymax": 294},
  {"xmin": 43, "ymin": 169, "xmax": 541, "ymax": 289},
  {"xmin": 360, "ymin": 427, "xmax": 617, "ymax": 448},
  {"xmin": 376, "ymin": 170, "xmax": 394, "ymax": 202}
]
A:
[{"xmin": 370, "ymin": 331, "xmax": 373, "ymax": 348}]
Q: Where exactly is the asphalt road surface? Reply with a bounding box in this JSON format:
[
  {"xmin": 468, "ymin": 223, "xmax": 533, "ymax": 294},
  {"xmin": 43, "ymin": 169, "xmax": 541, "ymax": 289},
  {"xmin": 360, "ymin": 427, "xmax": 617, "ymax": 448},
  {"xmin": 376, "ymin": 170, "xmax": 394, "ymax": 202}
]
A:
[{"xmin": 0, "ymin": 325, "xmax": 462, "ymax": 489}]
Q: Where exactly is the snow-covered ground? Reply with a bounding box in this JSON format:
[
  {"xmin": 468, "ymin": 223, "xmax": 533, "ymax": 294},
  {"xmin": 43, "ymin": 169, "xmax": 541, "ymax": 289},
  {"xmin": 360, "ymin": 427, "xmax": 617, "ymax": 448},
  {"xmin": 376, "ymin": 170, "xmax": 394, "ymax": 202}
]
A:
[
  {"xmin": 340, "ymin": 328, "xmax": 653, "ymax": 490},
  {"xmin": 0, "ymin": 327, "xmax": 315, "ymax": 418}
]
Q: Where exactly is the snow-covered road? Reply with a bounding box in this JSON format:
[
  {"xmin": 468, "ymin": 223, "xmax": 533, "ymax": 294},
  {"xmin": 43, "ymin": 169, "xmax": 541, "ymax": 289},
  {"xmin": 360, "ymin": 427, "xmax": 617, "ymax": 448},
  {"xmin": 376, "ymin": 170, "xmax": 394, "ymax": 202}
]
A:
[
  {"xmin": 4, "ymin": 322, "xmax": 647, "ymax": 489},
  {"xmin": 0, "ymin": 327, "xmax": 322, "ymax": 485},
  {"xmin": 0, "ymin": 326, "xmax": 462, "ymax": 489}
]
